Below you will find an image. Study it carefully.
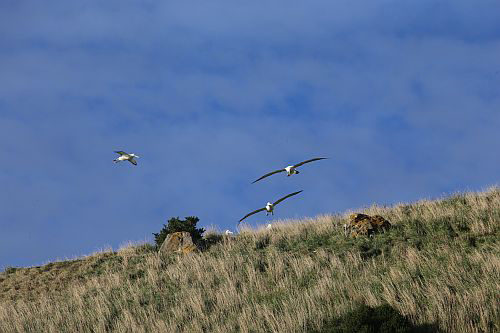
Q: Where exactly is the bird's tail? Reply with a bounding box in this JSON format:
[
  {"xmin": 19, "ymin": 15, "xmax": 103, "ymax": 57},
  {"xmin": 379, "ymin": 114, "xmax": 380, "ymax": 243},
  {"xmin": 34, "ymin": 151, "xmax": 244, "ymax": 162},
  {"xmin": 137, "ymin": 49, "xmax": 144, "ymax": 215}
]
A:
[{"xmin": 295, "ymin": 170, "xmax": 300, "ymax": 174}]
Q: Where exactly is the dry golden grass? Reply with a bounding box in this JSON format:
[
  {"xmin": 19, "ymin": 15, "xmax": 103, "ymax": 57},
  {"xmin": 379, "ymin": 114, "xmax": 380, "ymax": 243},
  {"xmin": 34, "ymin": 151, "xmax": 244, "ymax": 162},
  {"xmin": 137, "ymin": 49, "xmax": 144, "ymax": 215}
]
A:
[{"xmin": 0, "ymin": 187, "xmax": 498, "ymax": 332}]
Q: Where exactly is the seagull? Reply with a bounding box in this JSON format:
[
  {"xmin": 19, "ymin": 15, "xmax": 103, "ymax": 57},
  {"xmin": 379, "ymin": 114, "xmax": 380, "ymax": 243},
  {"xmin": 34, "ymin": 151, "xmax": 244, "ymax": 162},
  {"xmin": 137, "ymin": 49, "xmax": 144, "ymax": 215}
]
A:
[
  {"xmin": 252, "ymin": 158, "xmax": 327, "ymax": 183},
  {"xmin": 238, "ymin": 190, "xmax": 303, "ymax": 224},
  {"xmin": 224, "ymin": 230, "xmax": 234, "ymax": 235},
  {"xmin": 113, "ymin": 151, "xmax": 140, "ymax": 166}
]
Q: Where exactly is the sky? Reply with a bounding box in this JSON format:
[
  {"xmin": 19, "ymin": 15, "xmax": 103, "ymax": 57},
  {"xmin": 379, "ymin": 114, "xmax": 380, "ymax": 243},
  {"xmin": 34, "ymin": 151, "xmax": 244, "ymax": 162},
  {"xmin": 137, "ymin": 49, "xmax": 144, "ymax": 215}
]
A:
[{"xmin": 1, "ymin": 1, "xmax": 499, "ymax": 268}]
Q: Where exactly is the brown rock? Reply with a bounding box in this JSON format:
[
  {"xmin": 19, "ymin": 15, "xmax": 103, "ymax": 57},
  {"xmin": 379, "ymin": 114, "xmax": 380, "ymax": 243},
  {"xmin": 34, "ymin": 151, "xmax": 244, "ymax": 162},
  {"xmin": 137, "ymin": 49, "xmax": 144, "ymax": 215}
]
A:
[
  {"xmin": 158, "ymin": 232, "xmax": 198, "ymax": 255},
  {"xmin": 345, "ymin": 213, "xmax": 391, "ymax": 237},
  {"xmin": 370, "ymin": 215, "xmax": 391, "ymax": 231}
]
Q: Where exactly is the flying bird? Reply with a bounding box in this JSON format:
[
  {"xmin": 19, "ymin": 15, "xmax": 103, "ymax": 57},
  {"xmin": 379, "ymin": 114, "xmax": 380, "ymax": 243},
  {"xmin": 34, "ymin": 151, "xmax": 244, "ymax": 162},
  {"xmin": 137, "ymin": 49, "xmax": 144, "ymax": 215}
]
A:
[
  {"xmin": 113, "ymin": 151, "xmax": 140, "ymax": 165},
  {"xmin": 238, "ymin": 190, "xmax": 303, "ymax": 224},
  {"xmin": 252, "ymin": 158, "xmax": 327, "ymax": 183}
]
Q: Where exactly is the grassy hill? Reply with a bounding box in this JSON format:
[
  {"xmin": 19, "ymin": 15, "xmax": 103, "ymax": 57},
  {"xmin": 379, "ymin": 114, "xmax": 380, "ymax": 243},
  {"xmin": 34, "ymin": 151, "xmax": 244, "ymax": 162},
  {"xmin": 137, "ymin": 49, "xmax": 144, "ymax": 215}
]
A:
[{"xmin": 1, "ymin": 188, "xmax": 498, "ymax": 332}]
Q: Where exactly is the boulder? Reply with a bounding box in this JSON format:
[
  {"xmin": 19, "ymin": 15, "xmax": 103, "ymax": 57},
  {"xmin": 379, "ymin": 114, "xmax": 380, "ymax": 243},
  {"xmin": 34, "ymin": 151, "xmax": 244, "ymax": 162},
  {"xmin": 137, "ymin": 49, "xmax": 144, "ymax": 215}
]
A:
[
  {"xmin": 346, "ymin": 213, "xmax": 391, "ymax": 237},
  {"xmin": 370, "ymin": 215, "xmax": 391, "ymax": 231},
  {"xmin": 158, "ymin": 232, "xmax": 198, "ymax": 255}
]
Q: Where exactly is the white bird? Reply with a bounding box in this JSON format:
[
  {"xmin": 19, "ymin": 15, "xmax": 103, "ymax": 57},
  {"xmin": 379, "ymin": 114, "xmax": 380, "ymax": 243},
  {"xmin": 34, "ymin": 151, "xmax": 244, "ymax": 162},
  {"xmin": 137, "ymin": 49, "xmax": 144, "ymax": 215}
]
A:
[
  {"xmin": 224, "ymin": 230, "xmax": 234, "ymax": 235},
  {"xmin": 266, "ymin": 223, "xmax": 272, "ymax": 230},
  {"xmin": 113, "ymin": 151, "xmax": 140, "ymax": 166},
  {"xmin": 239, "ymin": 190, "xmax": 303, "ymax": 224},
  {"xmin": 252, "ymin": 158, "xmax": 327, "ymax": 183}
]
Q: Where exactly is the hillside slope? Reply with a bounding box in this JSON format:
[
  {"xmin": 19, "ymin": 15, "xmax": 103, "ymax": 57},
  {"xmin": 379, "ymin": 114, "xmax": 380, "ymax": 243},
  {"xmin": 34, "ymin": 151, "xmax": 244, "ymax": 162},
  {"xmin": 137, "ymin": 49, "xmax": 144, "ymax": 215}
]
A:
[{"xmin": 1, "ymin": 188, "xmax": 499, "ymax": 332}]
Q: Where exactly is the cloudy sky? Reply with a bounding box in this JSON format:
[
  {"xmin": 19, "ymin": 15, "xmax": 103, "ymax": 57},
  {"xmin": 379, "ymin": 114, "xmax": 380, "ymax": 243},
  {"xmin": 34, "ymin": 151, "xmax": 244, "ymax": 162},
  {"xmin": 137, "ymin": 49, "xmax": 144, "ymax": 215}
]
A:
[{"xmin": 1, "ymin": 1, "xmax": 499, "ymax": 268}]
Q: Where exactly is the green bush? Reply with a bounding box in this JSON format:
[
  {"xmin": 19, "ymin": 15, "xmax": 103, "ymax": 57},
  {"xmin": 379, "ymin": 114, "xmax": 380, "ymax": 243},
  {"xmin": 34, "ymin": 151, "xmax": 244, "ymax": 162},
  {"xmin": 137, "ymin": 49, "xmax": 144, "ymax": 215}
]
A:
[
  {"xmin": 153, "ymin": 216, "xmax": 205, "ymax": 249},
  {"xmin": 3, "ymin": 266, "xmax": 18, "ymax": 274},
  {"xmin": 201, "ymin": 232, "xmax": 224, "ymax": 251},
  {"xmin": 314, "ymin": 303, "xmax": 440, "ymax": 333}
]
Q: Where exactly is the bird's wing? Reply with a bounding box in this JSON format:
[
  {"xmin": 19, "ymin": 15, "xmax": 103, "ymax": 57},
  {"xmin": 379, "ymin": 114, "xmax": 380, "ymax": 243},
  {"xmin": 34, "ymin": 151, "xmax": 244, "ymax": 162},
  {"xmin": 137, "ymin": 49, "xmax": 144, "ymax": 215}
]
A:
[
  {"xmin": 128, "ymin": 158, "xmax": 137, "ymax": 165},
  {"xmin": 239, "ymin": 207, "xmax": 266, "ymax": 224},
  {"xmin": 252, "ymin": 169, "xmax": 286, "ymax": 183},
  {"xmin": 115, "ymin": 151, "xmax": 128, "ymax": 156},
  {"xmin": 273, "ymin": 190, "xmax": 303, "ymax": 206},
  {"xmin": 293, "ymin": 157, "xmax": 327, "ymax": 168}
]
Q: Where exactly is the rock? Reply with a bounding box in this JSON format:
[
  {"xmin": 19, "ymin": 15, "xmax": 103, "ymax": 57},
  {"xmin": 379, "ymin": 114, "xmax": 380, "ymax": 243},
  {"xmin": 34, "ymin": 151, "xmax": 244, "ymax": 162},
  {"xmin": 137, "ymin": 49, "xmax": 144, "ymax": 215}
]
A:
[
  {"xmin": 370, "ymin": 215, "xmax": 392, "ymax": 231},
  {"xmin": 158, "ymin": 232, "xmax": 198, "ymax": 255},
  {"xmin": 346, "ymin": 213, "xmax": 391, "ymax": 237}
]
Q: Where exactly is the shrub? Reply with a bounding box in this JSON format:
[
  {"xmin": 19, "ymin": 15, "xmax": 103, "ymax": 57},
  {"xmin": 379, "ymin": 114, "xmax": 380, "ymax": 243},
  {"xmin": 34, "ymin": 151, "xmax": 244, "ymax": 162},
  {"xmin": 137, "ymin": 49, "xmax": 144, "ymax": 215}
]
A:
[
  {"xmin": 153, "ymin": 216, "xmax": 205, "ymax": 249},
  {"xmin": 201, "ymin": 232, "xmax": 224, "ymax": 251},
  {"xmin": 315, "ymin": 303, "xmax": 440, "ymax": 333},
  {"xmin": 3, "ymin": 267, "xmax": 18, "ymax": 274}
]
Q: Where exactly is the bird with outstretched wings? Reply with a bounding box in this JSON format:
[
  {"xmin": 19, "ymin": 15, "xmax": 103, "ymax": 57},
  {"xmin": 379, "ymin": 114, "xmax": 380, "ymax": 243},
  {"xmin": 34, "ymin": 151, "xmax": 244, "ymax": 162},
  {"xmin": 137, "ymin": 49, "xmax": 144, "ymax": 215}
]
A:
[
  {"xmin": 113, "ymin": 151, "xmax": 139, "ymax": 165},
  {"xmin": 238, "ymin": 190, "xmax": 303, "ymax": 224},
  {"xmin": 252, "ymin": 157, "xmax": 327, "ymax": 183}
]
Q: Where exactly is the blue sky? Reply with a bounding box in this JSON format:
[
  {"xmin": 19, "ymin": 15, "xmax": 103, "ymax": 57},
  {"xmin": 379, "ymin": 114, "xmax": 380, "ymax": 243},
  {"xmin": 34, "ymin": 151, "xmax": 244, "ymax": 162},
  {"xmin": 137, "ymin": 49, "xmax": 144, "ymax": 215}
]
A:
[{"xmin": 1, "ymin": 1, "xmax": 499, "ymax": 268}]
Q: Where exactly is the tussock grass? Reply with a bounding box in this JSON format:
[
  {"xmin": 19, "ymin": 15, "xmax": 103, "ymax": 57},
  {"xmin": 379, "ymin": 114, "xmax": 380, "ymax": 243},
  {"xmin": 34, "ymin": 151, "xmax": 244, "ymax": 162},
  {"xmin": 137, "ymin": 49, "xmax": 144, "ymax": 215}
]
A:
[{"xmin": 0, "ymin": 187, "xmax": 498, "ymax": 332}]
